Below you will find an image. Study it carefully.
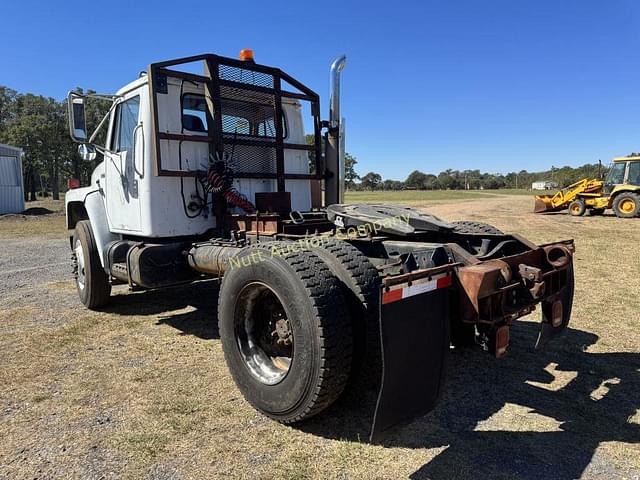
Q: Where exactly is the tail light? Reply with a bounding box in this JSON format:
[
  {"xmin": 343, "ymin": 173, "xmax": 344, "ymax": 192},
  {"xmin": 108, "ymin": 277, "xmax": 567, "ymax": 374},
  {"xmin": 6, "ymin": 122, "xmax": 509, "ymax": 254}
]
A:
[
  {"xmin": 495, "ymin": 326, "xmax": 510, "ymax": 358},
  {"xmin": 551, "ymin": 300, "xmax": 563, "ymax": 327}
]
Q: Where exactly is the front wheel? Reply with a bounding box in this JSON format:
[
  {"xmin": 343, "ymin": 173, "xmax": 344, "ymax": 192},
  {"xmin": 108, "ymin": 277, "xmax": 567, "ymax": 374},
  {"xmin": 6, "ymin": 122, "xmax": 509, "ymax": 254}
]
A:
[
  {"xmin": 613, "ymin": 192, "xmax": 640, "ymax": 218},
  {"xmin": 568, "ymin": 199, "xmax": 586, "ymax": 216},
  {"xmin": 218, "ymin": 244, "xmax": 352, "ymax": 424},
  {"xmin": 72, "ymin": 220, "xmax": 111, "ymax": 309}
]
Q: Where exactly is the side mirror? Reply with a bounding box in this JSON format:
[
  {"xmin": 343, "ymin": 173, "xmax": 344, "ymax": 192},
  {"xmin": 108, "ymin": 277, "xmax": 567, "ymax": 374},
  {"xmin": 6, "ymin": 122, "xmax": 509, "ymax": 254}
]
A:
[
  {"xmin": 67, "ymin": 92, "xmax": 88, "ymax": 142},
  {"xmin": 78, "ymin": 144, "xmax": 97, "ymax": 161}
]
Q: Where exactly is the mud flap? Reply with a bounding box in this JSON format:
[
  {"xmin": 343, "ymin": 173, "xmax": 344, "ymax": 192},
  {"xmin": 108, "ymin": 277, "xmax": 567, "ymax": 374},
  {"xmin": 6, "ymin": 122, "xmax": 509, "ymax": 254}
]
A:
[
  {"xmin": 535, "ymin": 264, "xmax": 575, "ymax": 349},
  {"xmin": 370, "ymin": 272, "xmax": 452, "ymax": 442}
]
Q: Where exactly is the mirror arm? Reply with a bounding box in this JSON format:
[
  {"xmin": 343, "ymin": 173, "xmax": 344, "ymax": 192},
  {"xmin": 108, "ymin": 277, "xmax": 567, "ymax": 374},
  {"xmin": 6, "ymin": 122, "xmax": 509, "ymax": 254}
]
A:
[{"xmin": 88, "ymin": 99, "xmax": 119, "ymax": 144}]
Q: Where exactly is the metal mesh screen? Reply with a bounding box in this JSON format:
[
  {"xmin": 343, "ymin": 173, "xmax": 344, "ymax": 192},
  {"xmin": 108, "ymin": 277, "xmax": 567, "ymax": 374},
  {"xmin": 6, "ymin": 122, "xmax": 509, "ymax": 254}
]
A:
[
  {"xmin": 149, "ymin": 54, "xmax": 321, "ymax": 180},
  {"xmin": 219, "ymin": 64, "xmax": 274, "ymax": 88},
  {"xmin": 223, "ymin": 143, "xmax": 276, "ymax": 174},
  {"xmin": 219, "ymin": 84, "xmax": 278, "ymax": 174}
]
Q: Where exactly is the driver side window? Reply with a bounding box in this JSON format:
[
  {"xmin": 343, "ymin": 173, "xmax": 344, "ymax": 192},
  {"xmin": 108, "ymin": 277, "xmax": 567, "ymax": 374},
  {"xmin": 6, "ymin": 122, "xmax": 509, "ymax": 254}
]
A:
[{"xmin": 111, "ymin": 96, "xmax": 140, "ymax": 152}]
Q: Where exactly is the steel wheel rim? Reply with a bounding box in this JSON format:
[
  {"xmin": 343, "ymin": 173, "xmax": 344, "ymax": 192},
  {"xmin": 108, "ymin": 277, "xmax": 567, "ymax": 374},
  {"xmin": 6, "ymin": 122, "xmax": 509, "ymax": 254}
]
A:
[
  {"xmin": 233, "ymin": 282, "xmax": 294, "ymax": 385},
  {"xmin": 74, "ymin": 239, "xmax": 86, "ymax": 291},
  {"xmin": 620, "ymin": 199, "xmax": 635, "ymax": 213}
]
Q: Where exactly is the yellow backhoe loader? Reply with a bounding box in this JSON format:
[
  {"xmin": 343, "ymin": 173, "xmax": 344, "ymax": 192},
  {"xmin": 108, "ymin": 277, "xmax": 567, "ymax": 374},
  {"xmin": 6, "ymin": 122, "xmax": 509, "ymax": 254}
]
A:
[{"xmin": 534, "ymin": 156, "xmax": 640, "ymax": 218}]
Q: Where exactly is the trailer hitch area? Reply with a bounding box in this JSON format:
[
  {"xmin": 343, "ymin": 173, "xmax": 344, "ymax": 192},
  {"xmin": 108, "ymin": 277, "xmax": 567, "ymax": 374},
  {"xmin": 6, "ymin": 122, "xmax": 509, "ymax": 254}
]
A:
[
  {"xmin": 454, "ymin": 240, "xmax": 575, "ymax": 352},
  {"xmin": 370, "ymin": 264, "xmax": 457, "ymax": 442},
  {"xmin": 518, "ymin": 264, "xmax": 545, "ymax": 299}
]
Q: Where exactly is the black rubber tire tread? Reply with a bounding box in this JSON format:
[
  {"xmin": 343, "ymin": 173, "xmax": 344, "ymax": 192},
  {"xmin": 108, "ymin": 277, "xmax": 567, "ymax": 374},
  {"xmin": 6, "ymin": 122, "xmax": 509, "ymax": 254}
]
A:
[
  {"xmin": 218, "ymin": 242, "xmax": 352, "ymax": 423},
  {"xmin": 612, "ymin": 192, "xmax": 640, "ymax": 218},
  {"xmin": 72, "ymin": 220, "xmax": 111, "ymax": 309},
  {"xmin": 451, "ymin": 220, "xmax": 504, "ymax": 235},
  {"xmin": 568, "ymin": 199, "xmax": 586, "ymax": 217},
  {"xmin": 311, "ymin": 239, "xmax": 381, "ymax": 386}
]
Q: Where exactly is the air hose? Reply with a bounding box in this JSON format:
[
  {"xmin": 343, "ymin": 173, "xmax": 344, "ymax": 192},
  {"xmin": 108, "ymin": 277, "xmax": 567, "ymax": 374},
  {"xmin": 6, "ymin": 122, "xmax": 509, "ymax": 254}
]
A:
[{"xmin": 205, "ymin": 162, "xmax": 255, "ymax": 214}]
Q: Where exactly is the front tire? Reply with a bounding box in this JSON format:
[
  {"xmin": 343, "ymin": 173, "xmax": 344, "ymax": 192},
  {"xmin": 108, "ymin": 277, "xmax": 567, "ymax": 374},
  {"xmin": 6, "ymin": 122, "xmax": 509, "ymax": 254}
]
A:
[
  {"xmin": 568, "ymin": 199, "xmax": 586, "ymax": 216},
  {"xmin": 613, "ymin": 192, "xmax": 640, "ymax": 218},
  {"xmin": 218, "ymin": 244, "xmax": 352, "ymax": 423},
  {"xmin": 72, "ymin": 220, "xmax": 111, "ymax": 309}
]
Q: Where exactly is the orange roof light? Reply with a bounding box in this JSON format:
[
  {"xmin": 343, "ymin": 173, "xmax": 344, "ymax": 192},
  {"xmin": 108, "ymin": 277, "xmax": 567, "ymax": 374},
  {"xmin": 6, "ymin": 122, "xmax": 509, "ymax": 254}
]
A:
[{"xmin": 240, "ymin": 49, "xmax": 254, "ymax": 62}]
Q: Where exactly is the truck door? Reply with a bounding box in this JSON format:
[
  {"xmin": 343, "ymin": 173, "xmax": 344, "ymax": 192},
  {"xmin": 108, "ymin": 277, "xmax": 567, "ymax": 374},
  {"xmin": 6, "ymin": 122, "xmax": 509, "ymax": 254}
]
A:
[{"xmin": 105, "ymin": 94, "xmax": 142, "ymax": 232}]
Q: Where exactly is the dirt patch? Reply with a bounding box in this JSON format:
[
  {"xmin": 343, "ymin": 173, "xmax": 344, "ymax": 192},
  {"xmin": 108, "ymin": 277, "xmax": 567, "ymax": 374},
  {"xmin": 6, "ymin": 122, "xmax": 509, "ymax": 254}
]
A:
[{"xmin": 0, "ymin": 195, "xmax": 638, "ymax": 479}]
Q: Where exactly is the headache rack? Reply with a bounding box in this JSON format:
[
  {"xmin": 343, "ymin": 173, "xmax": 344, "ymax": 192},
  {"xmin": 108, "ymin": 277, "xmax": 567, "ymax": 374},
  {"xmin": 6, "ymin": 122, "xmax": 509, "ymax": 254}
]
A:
[{"xmin": 148, "ymin": 53, "xmax": 323, "ymax": 191}]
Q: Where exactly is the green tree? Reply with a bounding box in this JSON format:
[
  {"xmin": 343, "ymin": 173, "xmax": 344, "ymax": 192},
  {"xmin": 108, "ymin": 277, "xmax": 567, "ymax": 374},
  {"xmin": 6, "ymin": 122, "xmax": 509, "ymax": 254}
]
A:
[
  {"xmin": 405, "ymin": 170, "xmax": 428, "ymax": 189},
  {"xmin": 382, "ymin": 179, "xmax": 404, "ymax": 190},
  {"xmin": 305, "ymin": 134, "xmax": 360, "ymax": 187},
  {"xmin": 0, "ymin": 86, "xmax": 17, "ymax": 134},
  {"xmin": 360, "ymin": 171, "xmax": 382, "ymax": 190},
  {"xmin": 344, "ymin": 152, "xmax": 359, "ymax": 188}
]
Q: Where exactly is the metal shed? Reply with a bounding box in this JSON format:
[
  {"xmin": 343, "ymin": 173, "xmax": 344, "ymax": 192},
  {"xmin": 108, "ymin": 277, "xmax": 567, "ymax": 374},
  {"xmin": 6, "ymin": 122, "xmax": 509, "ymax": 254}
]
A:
[{"xmin": 0, "ymin": 144, "xmax": 25, "ymax": 214}]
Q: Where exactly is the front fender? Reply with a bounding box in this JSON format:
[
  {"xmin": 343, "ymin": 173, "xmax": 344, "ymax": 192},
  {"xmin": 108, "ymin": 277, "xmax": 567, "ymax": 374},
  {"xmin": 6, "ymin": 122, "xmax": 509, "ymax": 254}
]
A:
[{"xmin": 66, "ymin": 188, "xmax": 117, "ymax": 268}]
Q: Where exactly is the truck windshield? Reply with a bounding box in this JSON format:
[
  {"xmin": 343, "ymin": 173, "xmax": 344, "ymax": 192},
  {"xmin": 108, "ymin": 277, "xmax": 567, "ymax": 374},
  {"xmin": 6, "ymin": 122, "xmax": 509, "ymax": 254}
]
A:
[{"xmin": 606, "ymin": 162, "xmax": 626, "ymax": 185}]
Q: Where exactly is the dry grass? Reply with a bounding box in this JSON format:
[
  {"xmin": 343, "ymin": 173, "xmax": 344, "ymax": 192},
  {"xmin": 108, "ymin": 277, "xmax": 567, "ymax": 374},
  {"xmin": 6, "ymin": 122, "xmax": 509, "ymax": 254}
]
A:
[
  {"xmin": 0, "ymin": 195, "xmax": 638, "ymax": 479},
  {"xmin": 0, "ymin": 198, "xmax": 66, "ymax": 239}
]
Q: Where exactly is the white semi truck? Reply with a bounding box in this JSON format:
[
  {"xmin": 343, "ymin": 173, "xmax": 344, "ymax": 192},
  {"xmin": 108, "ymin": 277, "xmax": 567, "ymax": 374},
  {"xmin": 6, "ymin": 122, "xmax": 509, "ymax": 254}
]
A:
[{"xmin": 65, "ymin": 51, "xmax": 576, "ymax": 439}]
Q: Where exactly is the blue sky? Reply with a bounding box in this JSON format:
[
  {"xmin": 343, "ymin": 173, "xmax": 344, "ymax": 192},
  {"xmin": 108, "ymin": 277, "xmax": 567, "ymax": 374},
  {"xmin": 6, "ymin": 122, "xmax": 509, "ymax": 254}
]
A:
[{"xmin": 2, "ymin": 0, "xmax": 640, "ymax": 180}]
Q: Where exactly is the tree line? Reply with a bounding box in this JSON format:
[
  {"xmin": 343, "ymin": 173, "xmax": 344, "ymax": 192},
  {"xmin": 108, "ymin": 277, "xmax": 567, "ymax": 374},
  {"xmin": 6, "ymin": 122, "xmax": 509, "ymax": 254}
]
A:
[
  {"xmin": 352, "ymin": 163, "xmax": 609, "ymax": 191},
  {"xmin": 0, "ymin": 86, "xmax": 108, "ymax": 201}
]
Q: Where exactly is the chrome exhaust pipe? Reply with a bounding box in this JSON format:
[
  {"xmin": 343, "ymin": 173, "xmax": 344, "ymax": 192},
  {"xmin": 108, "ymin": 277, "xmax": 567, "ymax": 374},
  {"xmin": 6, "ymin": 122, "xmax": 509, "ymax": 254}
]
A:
[
  {"xmin": 329, "ymin": 55, "xmax": 347, "ymax": 128},
  {"xmin": 325, "ymin": 55, "xmax": 347, "ymax": 206}
]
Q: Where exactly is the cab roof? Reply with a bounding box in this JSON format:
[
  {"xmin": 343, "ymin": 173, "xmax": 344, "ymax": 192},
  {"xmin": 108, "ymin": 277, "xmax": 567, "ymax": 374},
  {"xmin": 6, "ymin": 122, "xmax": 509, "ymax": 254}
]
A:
[{"xmin": 612, "ymin": 156, "xmax": 640, "ymax": 162}]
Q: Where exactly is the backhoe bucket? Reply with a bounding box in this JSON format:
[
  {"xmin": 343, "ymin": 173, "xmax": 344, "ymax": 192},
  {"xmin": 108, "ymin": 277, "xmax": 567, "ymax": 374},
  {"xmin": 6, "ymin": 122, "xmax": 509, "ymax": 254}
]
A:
[{"xmin": 534, "ymin": 195, "xmax": 557, "ymax": 213}]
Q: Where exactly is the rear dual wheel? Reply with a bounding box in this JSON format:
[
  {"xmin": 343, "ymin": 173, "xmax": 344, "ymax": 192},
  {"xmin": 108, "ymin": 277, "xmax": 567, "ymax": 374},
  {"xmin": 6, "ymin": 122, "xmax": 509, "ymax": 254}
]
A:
[
  {"xmin": 451, "ymin": 221, "xmax": 504, "ymax": 235},
  {"xmin": 312, "ymin": 240, "xmax": 381, "ymax": 388},
  {"xmin": 218, "ymin": 244, "xmax": 353, "ymax": 423}
]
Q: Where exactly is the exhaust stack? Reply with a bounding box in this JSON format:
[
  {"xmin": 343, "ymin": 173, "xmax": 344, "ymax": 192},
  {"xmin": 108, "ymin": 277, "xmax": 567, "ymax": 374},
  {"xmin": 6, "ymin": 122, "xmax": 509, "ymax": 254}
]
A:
[{"xmin": 325, "ymin": 55, "xmax": 347, "ymax": 206}]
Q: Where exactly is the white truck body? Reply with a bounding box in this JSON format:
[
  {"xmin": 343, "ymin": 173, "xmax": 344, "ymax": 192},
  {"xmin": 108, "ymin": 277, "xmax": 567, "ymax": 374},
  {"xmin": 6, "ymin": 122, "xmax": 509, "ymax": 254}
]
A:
[{"xmin": 66, "ymin": 74, "xmax": 312, "ymax": 260}]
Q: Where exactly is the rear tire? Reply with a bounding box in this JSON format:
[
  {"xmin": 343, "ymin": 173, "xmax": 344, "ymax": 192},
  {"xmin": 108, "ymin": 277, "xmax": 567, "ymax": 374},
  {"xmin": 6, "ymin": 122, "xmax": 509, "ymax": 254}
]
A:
[
  {"xmin": 613, "ymin": 192, "xmax": 640, "ymax": 218},
  {"xmin": 218, "ymin": 244, "xmax": 352, "ymax": 423},
  {"xmin": 312, "ymin": 240, "xmax": 380, "ymax": 387},
  {"xmin": 72, "ymin": 220, "xmax": 111, "ymax": 309},
  {"xmin": 568, "ymin": 199, "xmax": 586, "ymax": 216},
  {"xmin": 451, "ymin": 221, "xmax": 504, "ymax": 235}
]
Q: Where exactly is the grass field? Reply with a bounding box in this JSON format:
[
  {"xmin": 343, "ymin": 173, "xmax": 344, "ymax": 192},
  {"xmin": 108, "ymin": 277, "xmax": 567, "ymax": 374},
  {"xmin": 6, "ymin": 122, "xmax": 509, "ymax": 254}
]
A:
[
  {"xmin": 345, "ymin": 189, "xmax": 536, "ymax": 204},
  {"xmin": 0, "ymin": 194, "xmax": 638, "ymax": 479}
]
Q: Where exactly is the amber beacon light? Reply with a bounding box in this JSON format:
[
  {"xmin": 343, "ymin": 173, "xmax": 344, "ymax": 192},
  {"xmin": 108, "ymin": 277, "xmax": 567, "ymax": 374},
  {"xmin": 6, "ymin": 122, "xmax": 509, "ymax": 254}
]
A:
[{"xmin": 239, "ymin": 49, "xmax": 255, "ymax": 62}]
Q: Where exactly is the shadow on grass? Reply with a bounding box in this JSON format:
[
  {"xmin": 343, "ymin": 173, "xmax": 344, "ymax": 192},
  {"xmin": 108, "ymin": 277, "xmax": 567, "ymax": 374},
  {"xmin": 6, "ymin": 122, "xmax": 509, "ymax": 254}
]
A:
[
  {"xmin": 300, "ymin": 321, "xmax": 640, "ymax": 479},
  {"xmin": 102, "ymin": 280, "xmax": 220, "ymax": 339}
]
